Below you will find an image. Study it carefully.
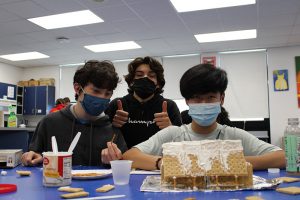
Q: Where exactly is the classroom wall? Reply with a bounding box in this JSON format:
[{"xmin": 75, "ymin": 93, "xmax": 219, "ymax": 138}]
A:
[
  {"xmin": 267, "ymin": 46, "xmax": 300, "ymax": 147},
  {"xmin": 0, "ymin": 62, "xmax": 23, "ymax": 84}
]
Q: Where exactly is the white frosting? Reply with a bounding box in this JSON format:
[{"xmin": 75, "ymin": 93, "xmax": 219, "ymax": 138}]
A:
[{"xmin": 162, "ymin": 140, "xmax": 244, "ymax": 176}]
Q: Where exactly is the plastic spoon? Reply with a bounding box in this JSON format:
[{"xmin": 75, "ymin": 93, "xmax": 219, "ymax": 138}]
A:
[
  {"xmin": 68, "ymin": 132, "xmax": 81, "ymax": 153},
  {"xmin": 51, "ymin": 136, "xmax": 58, "ymax": 154}
]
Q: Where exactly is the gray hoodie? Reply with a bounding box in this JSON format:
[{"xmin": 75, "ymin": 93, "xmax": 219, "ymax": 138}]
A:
[{"xmin": 29, "ymin": 105, "xmax": 127, "ymax": 166}]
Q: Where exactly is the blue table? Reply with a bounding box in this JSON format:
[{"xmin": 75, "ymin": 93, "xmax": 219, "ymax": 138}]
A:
[{"xmin": 0, "ymin": 166, "xmax": 300, "ymax": 200}]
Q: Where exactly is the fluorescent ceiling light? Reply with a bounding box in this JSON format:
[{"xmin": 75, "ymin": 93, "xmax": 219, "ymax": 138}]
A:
[
  {"xmin": 28, "ymin": 10, "xmax": 103, "ymax": 29},
  {"xmin": 163, "ymin": 53, "xmax": 200, "ymax": 58},
  {"xmin": 84, "ymin": 41, "xmax": 141, "ymax": 52},
  {"xmin": 0, "ymin": 52, "xmax": 49, "ymax": 61},
  {"xmin": 113, "ymin": 59, "xmax": 134, "ymax": 63},
  {"xmin": 170, "ymin": 0, "xmax": 256, "ymax": 12},
  {"xmin": 219, "ymin": 49, "xmax": 266, "ymax": 54},
  {"xmin": 59, "ymin": 58, "xmax": 135, "ymax": 67},
  {"xmin": 195, "ymin": 29, "xmax": 257, "ymax": 43},
  {"xmin": 59, "ymin": 63, "xmax": 84, "ymax": 67}
]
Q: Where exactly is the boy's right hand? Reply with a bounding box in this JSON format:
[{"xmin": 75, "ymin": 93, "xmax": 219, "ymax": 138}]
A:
[
  {"xmin": 21, "ymin": 151, "xmax": 43, "ymax": 166},
  {"xmin": 112, "ymin": 100, "xmax": 128, "ymax": 128}
]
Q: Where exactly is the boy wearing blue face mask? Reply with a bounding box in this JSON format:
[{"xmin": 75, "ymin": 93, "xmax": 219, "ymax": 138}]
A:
[
  {"xmin": 123, "ymin": 63, "xmax": 285, "ymax": 171},
  {"xmin": 21, "ymin": 60, "xmax": 127, "ymax": 166}
]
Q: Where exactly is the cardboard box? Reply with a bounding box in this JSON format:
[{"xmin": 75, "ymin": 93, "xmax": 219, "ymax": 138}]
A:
[
  {"xmin": 0, "ymin": 149, "xmax": 22, "ymax": 168},
  {"xmin": 17, "ymin": 81, "xmax": 29, "ymax": 87},
  {"xmin": 39, "ymin": 78, "xmax": 55, "ymax": 86},
  {"xmin": 28, "ymin": 79, "xmax": 39, "ymax": 86}
]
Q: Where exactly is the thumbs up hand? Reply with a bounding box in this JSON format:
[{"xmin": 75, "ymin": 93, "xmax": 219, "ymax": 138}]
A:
[
  {"xmin": 112, "ymin": 100, "xmax": 129, "ymax": 128},
  {"xmin": 154, "ymin": 101, "xmax": 172, "ymax": 129}
]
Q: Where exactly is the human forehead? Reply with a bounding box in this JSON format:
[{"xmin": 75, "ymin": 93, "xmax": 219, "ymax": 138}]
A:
[
  {"xmin": 135, "ymin": 64, "xmax": 155, "ymax": 74},
  {"xmin": 83, "ymin": 83, "xmax": 112, "ymax": 93}
]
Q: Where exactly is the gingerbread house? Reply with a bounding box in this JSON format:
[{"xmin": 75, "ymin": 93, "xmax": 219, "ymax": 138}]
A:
[{"xmin": 161, "ymin": 140, "xmax": 253, "ymax": 190}]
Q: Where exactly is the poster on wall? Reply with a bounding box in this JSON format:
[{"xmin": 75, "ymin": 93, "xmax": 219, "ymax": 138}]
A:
[
  {"xmin": 296, "ymin": 56, "xmax": 300, "ymax": 107},
  {"xmin": 201, "ymin": 56, "xmax": 216, "ymax": 66},
  {"xmin": 273, "ymin": 69, "xmax": 289, "ymax": 92}
]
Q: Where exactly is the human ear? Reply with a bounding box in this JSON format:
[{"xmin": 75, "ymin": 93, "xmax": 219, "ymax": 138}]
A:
[
  {"xmin": 220, "ymin": 93, "xmax": 225, "ymax": 105},
  {"xmin": 73, "ymin": 83, "xmax": 81, "ymax": 95}
]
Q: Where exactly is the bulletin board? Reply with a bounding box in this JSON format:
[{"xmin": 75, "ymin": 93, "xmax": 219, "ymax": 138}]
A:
[{"xmin": 0, "ymin": 82, "xmax": 16, "ymax": 100}]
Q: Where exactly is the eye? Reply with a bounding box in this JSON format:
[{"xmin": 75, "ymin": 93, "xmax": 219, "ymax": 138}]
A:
[
  {"xmin": 106, "ymin": 91, "xmax": 113, "ymax": 96},
  {"xmin": 135, "ymin": 72, "xmax": 144, "ymax": 78},
  {"xmin": 148, "ymin": 74, "xmax": 156, "ymax": 79}
]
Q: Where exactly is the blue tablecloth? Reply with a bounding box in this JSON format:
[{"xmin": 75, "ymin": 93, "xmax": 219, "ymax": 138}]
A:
[{"xmin": 0, "ymin": 166, "xmax": 299, "ymax": 200}]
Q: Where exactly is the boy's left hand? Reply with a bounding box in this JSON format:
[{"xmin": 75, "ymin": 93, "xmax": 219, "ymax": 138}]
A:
[
  {"xmin": 154, "ymin": 101, "xmax": 172, "ymax": 129},
  {"xmin": 101, "ymin": 142, "xmax": 123, "ymax": 164}
]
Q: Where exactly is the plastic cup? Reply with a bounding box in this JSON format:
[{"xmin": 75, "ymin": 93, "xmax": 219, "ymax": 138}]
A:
[
  {"xmin": 110, "ymin": 160, "xmax": 132, "ymax": 185},
  {"xmin": 42, "ymin": 152, "xmax": 72, "ymax": 187}
]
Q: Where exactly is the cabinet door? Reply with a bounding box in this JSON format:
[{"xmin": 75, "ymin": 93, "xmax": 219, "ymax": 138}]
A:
[
  {"xmin": 36, "ymin": 86, "xmax": 47, "ymax": 115},
  {"xmin": 23, "ymin": 87, "xmax": 36, "ymax": 115},
  {"xmin": 47, "ymin": 86, "xmax": 55, "ymax": 114}
]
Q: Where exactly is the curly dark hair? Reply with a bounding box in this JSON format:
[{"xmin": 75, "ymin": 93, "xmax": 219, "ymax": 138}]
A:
[
  {"xmin": 124, "ymin": 56, "xmax": 165, "ymax": 94},
  {"xmin": 73, "ymin": 60, "xmax": 120, "ymax": 100},
  {"xmin": 180, "ymin": 63, "xmax": 228, "ymax": 99}
]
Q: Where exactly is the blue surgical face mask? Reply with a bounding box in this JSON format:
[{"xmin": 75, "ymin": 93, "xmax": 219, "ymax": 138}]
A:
[
  {"xmin": 80, "ymin": 88, "xmax": 110, "ymax": 116},
  {"xmin": 188, "ymin": 102, "xmax": 221, "ymax": 126}
]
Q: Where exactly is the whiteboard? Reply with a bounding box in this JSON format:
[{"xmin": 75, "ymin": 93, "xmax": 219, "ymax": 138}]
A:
[{"xmin": 59, "ymin": 61, "xmax": 132, "ymax": 102}]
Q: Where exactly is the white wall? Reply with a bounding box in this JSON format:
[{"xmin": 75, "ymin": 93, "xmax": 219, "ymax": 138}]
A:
[
  {"xmin": 21, "ymin": 66, "xmax": 60, "ymax": 100},
  {"xmin": 0, "ymin": 62, "xmax": 23, "ymax": 84},
  {"xmin": 10, "ymin": 46, "xmax": 300, "ymax": 147},
  {"xmin": 267, "ymin": 46, "xmax": 300, "ymax": 146}
]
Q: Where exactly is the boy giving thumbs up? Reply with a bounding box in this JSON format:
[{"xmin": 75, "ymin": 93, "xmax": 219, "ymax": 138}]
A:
[{"xmin": 105, "ymin": 56, "xmax": 182, "ymax": 148}]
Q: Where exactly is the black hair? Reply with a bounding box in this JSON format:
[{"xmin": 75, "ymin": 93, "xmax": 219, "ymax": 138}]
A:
[
  {"xmin": 180, "ymin": 63, "xmax": 228, "ymax": 99},
  {"xmin": 63, "ymin": 97, "xmax": 70, "ymax": 103},
  {"xmin": 73, "ymin": 60, "xmax": 120, "ymax": 100},
  {"xmin": 124, "ymin": 56, "xmax": 165, "ymax": 94},
  {"xmin": 55, "ymin": 98, "xmax": 64, "ymax": 105}
]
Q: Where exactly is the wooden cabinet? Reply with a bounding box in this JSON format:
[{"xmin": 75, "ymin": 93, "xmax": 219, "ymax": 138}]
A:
[{"xmin": 23, "ymin": 86, "xmax": 55, "ymax": 115}]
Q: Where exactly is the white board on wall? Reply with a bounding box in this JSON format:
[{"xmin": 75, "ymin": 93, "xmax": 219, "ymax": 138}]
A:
[
  {"xmin": 60, "ymin": 66, "xmax": 77, "ymax": 102},
  {"xmin": 162, "ymin": 55, "xmax": 201, "ymax": 100},
  {"xmin": 111, "ymin": 61, "xmax": 131, "ymax": 99},
  {"xmin": 220, "ymin": 51, "xmax": 269, "ymax": 119},
  {"xmin": 59, "ymin": 61, "xmax": 132, "ymax": 102}
]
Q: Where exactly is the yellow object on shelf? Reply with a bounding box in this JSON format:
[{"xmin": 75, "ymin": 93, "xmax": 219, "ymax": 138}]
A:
[{"xmin": 7, "ymin": 105, "xmax": 17, "ymax": 127}]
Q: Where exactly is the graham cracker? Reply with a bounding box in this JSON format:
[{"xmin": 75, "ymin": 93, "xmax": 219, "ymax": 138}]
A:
[
  {"xmin": 96, "ymin": 184, "xmax": 115, "ymax": 192},
  {"xmin": 276, "ymin": 187, "xmax": 300, "ymax": 195},
  {"xmin": 276, "ymin": 177, "xmax": 300, "ymax": 183},
  {"xmin": 58, "ymin": 187, "xmax": 84, "ymax": 193},
  {"xmin": 61, "ymin": 191, "xmax": 89, "ymax": 199}
]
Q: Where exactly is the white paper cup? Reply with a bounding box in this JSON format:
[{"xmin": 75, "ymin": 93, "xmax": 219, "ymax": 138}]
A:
[
  {"xmin": 42, "ymin": 152, "xmax": 72, "ymax": 187},
  {"xmin": 110, "ymin": 160, "xmax": 132, "ymax": 185}
]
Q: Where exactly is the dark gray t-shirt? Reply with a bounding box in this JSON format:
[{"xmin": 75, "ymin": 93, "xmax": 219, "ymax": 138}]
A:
[{"xmin": 135, "ymin": 123, "xmax": 281, "ymax": 156}]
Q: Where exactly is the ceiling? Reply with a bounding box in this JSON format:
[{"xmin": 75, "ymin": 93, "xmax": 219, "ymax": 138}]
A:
[{"xmin": 0, "ymin": 0, "xmax": 300, "ymax": 68}]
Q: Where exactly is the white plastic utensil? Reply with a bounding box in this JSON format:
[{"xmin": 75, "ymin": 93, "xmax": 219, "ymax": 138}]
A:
[
  {"xmin": 68, "ymin": 195, "xmax": 125, "ymax": 200},
  {"xmin": 68, "ymin": 132, "xmax": 81, "ymax": 153},
  {"xmin": 51, "ymin": 136, "xmax": 58, "ymax": 154}
]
